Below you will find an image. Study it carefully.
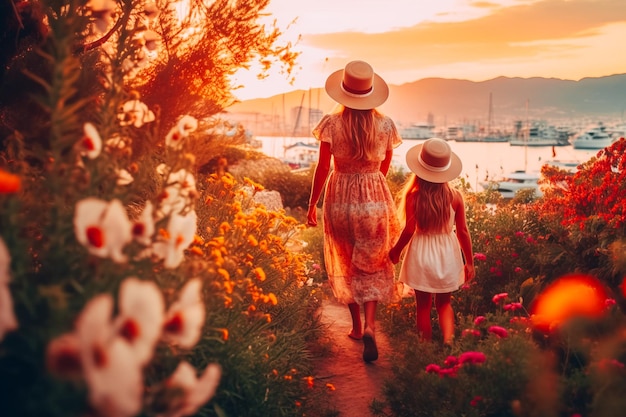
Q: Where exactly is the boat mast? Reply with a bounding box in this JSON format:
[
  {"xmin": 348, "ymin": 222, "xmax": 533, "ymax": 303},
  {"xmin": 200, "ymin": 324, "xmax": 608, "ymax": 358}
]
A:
[{"xmin": 524, "ymin": 99, "xmax": 529, "ymax": 172}]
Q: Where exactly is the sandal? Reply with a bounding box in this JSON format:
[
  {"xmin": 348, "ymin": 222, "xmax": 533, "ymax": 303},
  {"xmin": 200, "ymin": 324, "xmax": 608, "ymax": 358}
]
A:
[{"xmin": 362, "ymin": 329, "xmax": 378, "ymax": 362}]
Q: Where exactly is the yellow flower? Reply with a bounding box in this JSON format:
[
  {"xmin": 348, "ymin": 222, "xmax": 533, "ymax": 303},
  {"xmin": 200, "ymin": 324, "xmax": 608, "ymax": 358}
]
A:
[
  {"xmin": 267, "ymin": 293, "xmax": 278, "ymax": 306},
  {"xmin": 253, "ymin": 267, "xmax": 266, "ymax": 282},
  {"xmin": 247, "ymin": 235, "xmax": 258, "ymax": 246},
  {"xmin": 217, "ymin": 268, "xmax": 230, "ymax": 281},
  {"xmin": 219, "ymin": 328, "xmax": 229, "ymax": 341}
]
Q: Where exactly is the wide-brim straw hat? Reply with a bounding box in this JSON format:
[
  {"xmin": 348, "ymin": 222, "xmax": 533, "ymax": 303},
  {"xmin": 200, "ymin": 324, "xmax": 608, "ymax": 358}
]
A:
[
  {"xmin": 406, "ymin": 138, "xmax": 462, "ymax": 183},
  {"xmin": 325, "ymin": 60, "xmax": 389, "ymax": 110}
]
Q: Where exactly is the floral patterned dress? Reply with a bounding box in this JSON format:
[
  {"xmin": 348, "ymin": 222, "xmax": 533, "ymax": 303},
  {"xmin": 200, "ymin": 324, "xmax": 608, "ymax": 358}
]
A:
[{"xmin": 313, "ymin": 113, "xmax": 402, "ymax": 305}]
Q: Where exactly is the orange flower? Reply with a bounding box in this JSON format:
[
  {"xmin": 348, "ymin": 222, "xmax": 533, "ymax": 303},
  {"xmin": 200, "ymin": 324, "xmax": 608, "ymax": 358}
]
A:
[
  {"xmin": 0, "ymin": 169, "xmax": 21, "ymax": 193},
  {"xmin": 531, "ymin": 274, "xmax": 608, "ymax": 332}
]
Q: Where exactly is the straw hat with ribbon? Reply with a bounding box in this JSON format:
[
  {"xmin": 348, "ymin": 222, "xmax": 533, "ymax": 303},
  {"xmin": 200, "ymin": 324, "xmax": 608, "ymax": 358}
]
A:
[
  {"xmin": 324, "ymin": 60, "xmax": 389, "ymax": 110},
  {"xmin": 405, "ymin": 138, "xmax": 462, "ymax": 183}
]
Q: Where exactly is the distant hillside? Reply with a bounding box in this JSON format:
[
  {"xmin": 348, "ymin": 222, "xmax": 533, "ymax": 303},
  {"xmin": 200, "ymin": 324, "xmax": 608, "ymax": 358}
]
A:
[{"xmin": 226, "ymin": 74, "xmax": 626, "ymax": 133}]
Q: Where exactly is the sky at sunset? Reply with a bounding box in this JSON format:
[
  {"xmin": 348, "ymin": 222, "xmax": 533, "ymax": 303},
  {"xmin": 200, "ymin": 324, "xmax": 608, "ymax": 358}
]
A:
[{"xmin": 231, "ymin": 0, "xmax": 626, "ymax": 100}]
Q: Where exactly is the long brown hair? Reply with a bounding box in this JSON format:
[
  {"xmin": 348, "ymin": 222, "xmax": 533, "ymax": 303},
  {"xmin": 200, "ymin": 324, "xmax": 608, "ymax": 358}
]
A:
[
  {"xmin": 397, "ymin": 174, "xmax": 454, "ymax": 233},
  {"xmin": 340, "ymin": 106, "xmax": 383, "ymax": 161}
]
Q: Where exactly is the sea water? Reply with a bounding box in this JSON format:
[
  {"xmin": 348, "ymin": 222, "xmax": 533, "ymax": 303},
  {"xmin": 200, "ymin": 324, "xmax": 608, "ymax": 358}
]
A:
[{"xmin": 255, "ymin": 136, "xmax": 599, "ymax": 192}]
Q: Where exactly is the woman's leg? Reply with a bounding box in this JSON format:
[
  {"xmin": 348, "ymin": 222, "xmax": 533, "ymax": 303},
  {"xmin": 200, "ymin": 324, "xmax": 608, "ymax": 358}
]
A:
[
  {"xmin": 414, "ymin": 290, "xmax": 433, "ymax": 341},
  {"xmin": 434, "ymin": 293, "xmax": 454, "ymax": 344},
  {"xmin": 362, "ymin": 300, "xmax": 378, "ymax": 361},
  {"xmin": 363, "ymin": 300, "xmax": 377, "ymax": 332},
  {"xmin": 348, "ymin": 302, "xmax": 363, "ymax": 339}
]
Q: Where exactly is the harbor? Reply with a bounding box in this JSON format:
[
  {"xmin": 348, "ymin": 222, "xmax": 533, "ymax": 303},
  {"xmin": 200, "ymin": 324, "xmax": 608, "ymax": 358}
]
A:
[{"xmin": 254, "ymin": 135, "xmax": 601, "ymax": 193}]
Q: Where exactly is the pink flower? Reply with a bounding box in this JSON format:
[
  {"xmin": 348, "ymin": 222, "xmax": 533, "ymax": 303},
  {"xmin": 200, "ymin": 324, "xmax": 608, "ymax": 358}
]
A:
[
  {"xmin": 444, "ymin": 356, "xmax": 458, "ymax": 367},
  {"xmin": 474, "ymin": 253, "xmax": 487, "ymax": 261},
  {"xmin": 438, "ymin": 367, "xmax": 458, "ymax": 377},
  {"xmin": 514, "ymin": 267, "xmax": 522, "ymax": 273},
  {"xmin": 473, "ymin": 315, "xmax": 486, "ymax": 325},
  {"xmin": 488, "ymin": 325, "xmax": 509, "ymax": 338},
  {"xmin": 162, "ymin": 278, "xmax": 206, "ymax": 348},
  {"xmin": 492, "ymin": 293, "xmax": 508, "ymax": 303},
  {"xmin": 458, "ymin": 351, "xmax": 486, "ymax": 365},
  {"xmin": 605, "ymin": 298, "xmax": 617, "ymax": 308},
  {"xmin": 511, "ymin": 252, "xmax": 519, "ymax": 258},
  {"xmin": 114, "ymin": 277, "xmax": 165, "ymax": 366},
  {"xmin": 470, "ymin": 395, "xmax": 483, "ymax": 407},
  {"xmin": 515, "ymin": 231, "xmax": 525, "ymax": 238},
  {"xmin": 462, "ymin": 329, "xmax": 481, "ymax": 338},
  {"xmin": 155, "ymin": 361, "xmax": 221, "ymax": 417},
  {"xmin": 425, "ymin": 364, "xmax": 441, "ymax": 374},
  {"xmin": 504, "ymin": 302, "xmax": 523, "ymax": 311}
]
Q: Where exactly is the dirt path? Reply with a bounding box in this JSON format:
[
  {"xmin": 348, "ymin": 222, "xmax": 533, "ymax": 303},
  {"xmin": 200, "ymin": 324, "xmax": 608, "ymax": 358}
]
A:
[{"xmin": 313, "ymin": 298, "xmax": 393, "ymax": 417}]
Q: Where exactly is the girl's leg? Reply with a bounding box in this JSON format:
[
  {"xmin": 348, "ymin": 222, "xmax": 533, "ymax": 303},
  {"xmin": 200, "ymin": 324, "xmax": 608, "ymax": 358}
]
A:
[
  {"xmin": 414, "ymin": 290, "xmax": 433, "ymax": 341},
  {"xmin": 434, "ymin": 293, "xmax": 454, "ymax": 344},
  {"xmin": 348, "ymin": 302, "xmax": 363, "ymax": 339}
]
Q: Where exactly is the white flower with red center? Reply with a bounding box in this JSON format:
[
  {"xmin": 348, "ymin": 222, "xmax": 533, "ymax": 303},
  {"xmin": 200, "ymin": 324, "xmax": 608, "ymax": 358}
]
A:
[
  {"xmin": 177, "ymin": 116, "xmax": 198, "ymax": 135},
  {"xmin": 165, "ymin": 116, "xmax": 197, "ymax": 149},
  {"xmin": 116, "ymin": 168, "xmax": 134, "ymax": 185},
  {"xmin": 118, "ymin": 100, "xmax": 155, "ymax": 128},
  {"xmin": 153, "ymin": 210, "xmax": 197, "ymax": 269},
  {"xmin": 132, "ymin": 201, "xmax": 155, "ymax": 246},
  {"xmin": 74, "ymin": 198, "xmax": 132, "ymax": 263},
  {"xmin": 46, "ymin": 333, "xmax": 83, "ymax": 379},
  {"xmin": 0, "ymin": 237, "xmax": 18, "ymax": 342},
  {"xmin": 155, "ymin": 361, "xmax": 221, "ymax": 417},
  {"xmin": 114, "ymin": 277, "xmax": 164, "ymax": 366},
  {"xmin": 167, "ymin": 169, "xmax": 197, "ymax": 199},
  {"xmin": 76, "ymin": 295, "xmax": 143, "ymax": 417},
  {"xmin": 155, "ymin": 168, "xmax": 197, "ymax": 219},
  {"xmin": 162, "ymin": 278, "xmax": 205, "ymax": 348},
  {"xmin": 80, "ymin": 123, "xmax": 103, "ymax": 159}
]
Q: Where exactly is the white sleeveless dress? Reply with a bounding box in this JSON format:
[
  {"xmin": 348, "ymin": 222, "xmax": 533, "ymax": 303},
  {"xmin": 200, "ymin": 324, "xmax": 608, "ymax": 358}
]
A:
[{"xmin": 399, "ymin": 206, "xmax": 464, "ymax": 293}]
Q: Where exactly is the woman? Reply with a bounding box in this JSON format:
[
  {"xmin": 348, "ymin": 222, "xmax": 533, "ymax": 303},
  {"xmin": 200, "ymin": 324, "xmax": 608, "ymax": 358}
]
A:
[
  {"xmin": 389, "ymin": 138, "xmax": 475, "ymax": 345},
  {"xmin": 307, "ymin": 60, "xmax": 402, "ymax": 362}
]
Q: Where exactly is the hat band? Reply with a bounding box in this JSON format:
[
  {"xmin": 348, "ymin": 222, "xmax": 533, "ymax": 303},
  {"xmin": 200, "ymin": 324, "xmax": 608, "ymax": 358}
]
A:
[
  {"xmin": 418, "ymin": 153, "xmax": 451, "ymax": 172},
  {"xmin": 341, "ymin": 82, "xmax": 373, "ymax": 98}
]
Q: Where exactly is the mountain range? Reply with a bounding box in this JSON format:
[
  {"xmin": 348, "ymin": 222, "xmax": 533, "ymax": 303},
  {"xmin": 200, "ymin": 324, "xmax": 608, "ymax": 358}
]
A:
[{"xmin": 226, "ymin": 73, "xmax": 626, "ymax": 133}]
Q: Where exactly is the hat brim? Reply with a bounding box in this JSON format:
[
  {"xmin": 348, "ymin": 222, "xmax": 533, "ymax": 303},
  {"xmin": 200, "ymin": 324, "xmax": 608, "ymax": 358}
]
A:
[
  {"xmin": 325, "ymin": 69, "xmax": 389, "ymax": 110},
  {"xmin": 405, "ymin": 142, "xmax": 463, "ymax": 183}
]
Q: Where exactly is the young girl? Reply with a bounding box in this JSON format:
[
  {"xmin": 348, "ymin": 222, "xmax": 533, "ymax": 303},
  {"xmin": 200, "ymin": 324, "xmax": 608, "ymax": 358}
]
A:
[{"xmin": 389, "ymin": 138, "xmax": 475, "ymax": 344}]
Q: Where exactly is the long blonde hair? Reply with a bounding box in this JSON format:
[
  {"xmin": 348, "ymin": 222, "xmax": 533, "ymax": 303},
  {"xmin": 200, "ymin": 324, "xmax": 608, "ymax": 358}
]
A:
[
  {"xmin": 340, "ymin": 106, "xmax": 383, "ymax": 161},
  {"xmin": 397, "ymin": 174, "xmax": 454, "ymax": 233}
]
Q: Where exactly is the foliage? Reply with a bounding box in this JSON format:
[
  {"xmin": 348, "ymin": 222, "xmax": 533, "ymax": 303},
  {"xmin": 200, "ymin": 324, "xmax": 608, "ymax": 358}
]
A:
[
  {"xmin": 0, "ymin": 1, "xmax": 331, "ymax": 416},
  {"xmin": 374, "ymin": 138, "xmax": 626, "ymax": 417},
  {"xmin": 537, "ymin": 138, "xmax": 626, "ymax": 297},
  {"xmin": 133, "ymin": 0, "xmax": 299, "ymax": 127},
  {"xmin": 377, "ymin": 299, "xmax": 626, "ymax": 417}
]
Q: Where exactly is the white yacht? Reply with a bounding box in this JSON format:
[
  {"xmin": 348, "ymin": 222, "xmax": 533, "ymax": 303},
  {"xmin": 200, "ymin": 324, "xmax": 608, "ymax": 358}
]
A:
[
  {"xmin": 571, "ymin": 123, "xmax": 616, "ymax": 149},
  {"xmin": 510, "ymin": 123, "xmax": 571, "ymax": 147},
  {"xmin": 480, "ymin": 171, "xmax": 542, "ymax": 199},
  {"xmin": 399, "ymin": 123, "xmax": 435, "ymax": 140}
]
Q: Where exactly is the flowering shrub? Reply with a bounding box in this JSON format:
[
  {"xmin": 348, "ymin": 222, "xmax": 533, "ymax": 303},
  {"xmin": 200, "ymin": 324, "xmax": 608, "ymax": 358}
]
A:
[{"xmin": 0, "ymin": 2, "xmax": 327, "ymax": 415}]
